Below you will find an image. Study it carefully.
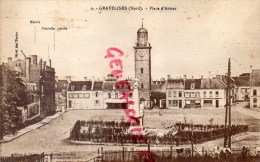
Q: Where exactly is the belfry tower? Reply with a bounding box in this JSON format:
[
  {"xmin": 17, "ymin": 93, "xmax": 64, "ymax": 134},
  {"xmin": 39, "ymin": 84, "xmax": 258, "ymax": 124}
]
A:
[{"xmin": 134, "ymin": 23, "xmax": 152, "ymax": 108}]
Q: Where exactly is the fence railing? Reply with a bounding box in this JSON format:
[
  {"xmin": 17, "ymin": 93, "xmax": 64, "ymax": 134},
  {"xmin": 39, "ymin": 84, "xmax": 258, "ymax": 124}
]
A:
[{"xmin": 100, "ymin": 146, "xmax": 260, "ymax": 162}]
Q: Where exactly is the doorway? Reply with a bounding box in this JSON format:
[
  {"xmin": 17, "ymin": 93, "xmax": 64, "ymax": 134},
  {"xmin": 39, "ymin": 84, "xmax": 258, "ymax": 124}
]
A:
[
  {"xmin": 178, "ymin": 100, "xmax": 182, "ymax": 108},
  {"xmin": 216, "ymin": 100, "xmax": 219, "ymax": 108}
]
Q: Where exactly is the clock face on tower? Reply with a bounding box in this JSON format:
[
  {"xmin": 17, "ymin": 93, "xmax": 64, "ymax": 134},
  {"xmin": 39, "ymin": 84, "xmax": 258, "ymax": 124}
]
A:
[{"xmin": 139, "ymin": 51, "xmax": 144, "ymax": 57}]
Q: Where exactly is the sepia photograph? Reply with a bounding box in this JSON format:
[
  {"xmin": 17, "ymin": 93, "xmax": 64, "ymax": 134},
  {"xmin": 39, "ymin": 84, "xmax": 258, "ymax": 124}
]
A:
[{"xmin": 0, "ymin": 0, "xmax": 260, "ymax": 161}]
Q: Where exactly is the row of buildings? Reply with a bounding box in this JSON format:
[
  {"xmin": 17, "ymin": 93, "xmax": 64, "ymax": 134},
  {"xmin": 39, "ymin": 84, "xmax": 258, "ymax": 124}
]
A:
[
  {"xmin": 6, "ymin": 55, "xmax": 56, "ymax": 123},
  {"xmin": 61, "ymin": 70, "xmax": 260, "ymax": 110}
]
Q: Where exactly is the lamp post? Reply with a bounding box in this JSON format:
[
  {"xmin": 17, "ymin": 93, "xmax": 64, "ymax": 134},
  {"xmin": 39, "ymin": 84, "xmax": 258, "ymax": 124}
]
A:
[{"xmin": 191, "ymin": 120, "xmax": 194, "ymax": 158}]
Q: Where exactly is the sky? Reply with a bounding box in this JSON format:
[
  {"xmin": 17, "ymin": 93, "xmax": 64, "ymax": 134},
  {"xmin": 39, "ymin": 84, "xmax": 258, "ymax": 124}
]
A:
[{"xmin": 0, "ymin": 0, "xmax": 259, "ymax": 80}]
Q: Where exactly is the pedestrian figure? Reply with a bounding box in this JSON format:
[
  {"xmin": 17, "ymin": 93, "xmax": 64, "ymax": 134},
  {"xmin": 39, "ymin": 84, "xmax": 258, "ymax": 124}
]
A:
[
  {"xmin": 159, "ymin": 110, "xmax": 162, "ymax": 116},
  {"xmin": 11, "ymin": 123, "xmax": 16, "ymax": 136}
]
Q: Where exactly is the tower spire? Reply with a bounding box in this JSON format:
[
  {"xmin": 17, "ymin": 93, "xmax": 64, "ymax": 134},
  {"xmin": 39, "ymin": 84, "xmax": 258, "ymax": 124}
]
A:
[{"xmin": 141, "ymin": 18, "xmax": 144, "ymax": 28}]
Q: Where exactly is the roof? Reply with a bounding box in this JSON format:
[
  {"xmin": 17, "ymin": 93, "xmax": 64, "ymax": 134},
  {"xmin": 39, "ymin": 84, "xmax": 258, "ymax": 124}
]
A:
[
  {"xmin": 93, "ymin": 81, "xmax": 103, "ymax": 91},
  {"xmin": 251, "ymin": 69, "xmax": 260, "ymax": 86},
  {"xmin": 137, "ymin": 28, "xmax": 148, "ymax": 33},
  {"xmin": 68, "ymin": 81, "xmax": 92, "ymax": 91},
  {"xmin": 103, "ymin": 80, "xmax": 133, "ymax": 91},
  {"xmin": 55, "ymin": 80, "xmax": 68, "ymax": 92},
  {"xmin": 167, "ymin": 79, "xmax": 184, "ymax": 84},
  {"xmin": 201, "ymin": 78, "xmax": 226, "ymax": 89},
  {"xmin": 232, "ymin": 76, "xmax": 250, "ymax": 87},
  {"xmin": 184, "ymin": 79, "xmax": 201, "ymax": 90},
  {"xmin": 151, "ymin": 84, "xmax": 164, "ymax": 92}
]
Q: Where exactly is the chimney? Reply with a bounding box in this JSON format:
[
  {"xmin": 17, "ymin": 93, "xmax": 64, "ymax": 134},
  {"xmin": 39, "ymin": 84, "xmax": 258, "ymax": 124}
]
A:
[
  {"xmin": 84, "ymin": 77, "xmax": 88, "ymax": 81},
  {"xmin": 184, "ymin": 75, "xmax": 187, "ymax": 79},
  {"xmin": 43, "ymin": 61, "xmax": 46, "ymax": 70},
  {"xmin": 49, "ymin": 59, "xmax": 52, "ymax": 67},
  {"xmin": 167, "ymin": 75, "xmax": 171, "ymax": 80},
  {"xmin": 29, "ymin": 55, "xmax": 37, "ymax": 65},
  {"xmin": 39, "ymin": 59, "xmax": 42, "ymax": 71},
  {"xmin": 25, "ymin": 57, "xmax": 31, "ymax": 79},
  {"xmin": 201, "ymin": 75, "xmax": 204, "ymax": 79},
  {"xmin": 8, "ymin": 57, "xmax": 12, "ymax": 64}
]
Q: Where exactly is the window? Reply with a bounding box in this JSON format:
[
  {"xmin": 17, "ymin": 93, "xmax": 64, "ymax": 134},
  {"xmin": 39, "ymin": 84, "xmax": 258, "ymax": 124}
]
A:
[
  {"xmin": 173, "ymin": 100, "xmax": 178, "ymax": 107},
  {"xmin": 95, "ymin": 100, "xmax": 100, "ymax": 106},
  {"xmin": 108, "ymin": 93, "xmax": 111, "ymax": 98},
  {"xmin": 241, "ymin": 88, "xmax": 246, "ymax": 92},
  {"xmin": 179, "ymin": 91, "xmax": 182, "ymax": 97},
  {"xmin": 141, "ymin": 68, "xmax": 144, "ymax": 74},
  {"xmin": 130, "ymin": 93, "xmax": 133, "ymax": 98},
  {"xmin": 96, "ymin": 92, "xmax": 98, "ymax": 97},
  {"xmin": 78, "ymin": 93, "xmax": 83, "ymax": 98},
  {"xmin": 71, "ymin": 85, "xmax": 75, "ymax": 91},
  {"xmin": 82, "ymin": 85, "xmax": 86, "ymax": 90},
  {"xmin": 203, "ymin": 91, "xmax": 206, "ymax": 98},
  {"xmin": 191, "ymin": 83, "xmax": 195, "ymax": 89},
  {"xmin": 69, "ymin": 94, "xmax": 73, "ymax": 98},
  {"xmin": 173, "ymin": 91, "xmax": 177, "ymax": 97},
  {"xmin": 73, "ymin": 93, "xmax": 78, "ymax": 98},
  {"xmin": 215, "ymin": 91, "xmax": 219, "ymax": 97},
  {"xmin": 168, "ymin": 91, "xmax": 172, "ymax": 97},
  {"xmin": 84, "ymin": 93, "xmax": 90, "ymax": 98},
  {"xmin": 141, "ymin": 83, "xmax": 144, "ymax": 89},
  {"xmin": 191, "ymin": 92, "xmax": 195, "ymax": 97},
  {"xmin": 209, "ymin": 91, "xmax": 212, "ymax": 98},
  {"xmin": 115, "ymin": 93, "xmax": 118, "ymax": 98},
  {"xmin": 185, "ymin": 92, "xmax": 189, "ymax": 98},
  {"xmin": 253, "ymin": 98, "xmax": 257, "ymax": 103},
  {"xmin": 253, "ymin": 89, "xmax": 257, "ymax": 96},
  {"xmin": 195, "ymin": 92, "xmax": 200, "ymax": 97},
  {"xmin": 168, "ymin": 100, "xmax": 171, "ymax": 107}
]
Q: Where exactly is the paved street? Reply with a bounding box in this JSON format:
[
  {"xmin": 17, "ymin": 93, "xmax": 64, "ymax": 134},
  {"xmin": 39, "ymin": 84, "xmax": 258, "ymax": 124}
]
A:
[
  {"xmin": 0, "ymin": 104, "xmax": 260, "ymax": 158},
  {"xmin": 233, "ymin": 102, "xmax": 260, "ymax": 120}
]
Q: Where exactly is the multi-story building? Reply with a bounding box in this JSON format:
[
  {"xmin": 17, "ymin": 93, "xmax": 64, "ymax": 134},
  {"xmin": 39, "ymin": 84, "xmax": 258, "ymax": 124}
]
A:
[
  {"xmin": 39, "ymin": 59, "xmax": 56, "ymax": 116},
  {"xmin": 67, "ymin": 81, "xmax": 93, "ymax": 109},
  {"xmin": 165, "ymin": 77, "xmax": 227, "ymax": 109},
  {"xmin": 166, "ymin": 79, "xmax": 184, "ymax": 109},
  {"xmin": 92, "ymin": 81, "xmax": 104, "ymax": 109},
  {"xmin": 103, "ymin": 80, "xmax": 134, "ymax": 109},
  {"xmin": 250, "ymin": 69, "xmax": 260, "ymax": 108},
  {"xmin": 233, "ymin": 75, "xmax": 250, "ymax": 102},
  {"xmin": 200, "ymin": 78, "xmax": 226, "ymax": 108},
  {"xmin": 7, "ymin": 55, "xmax": 55, "ymax": 120},
  {"xmin": 184, "ymin": 79, "xmax": 202, "ymax": 108},
  {"xmin": 55, "ymin": 78, "xmax": 68, "ymax": 112}
]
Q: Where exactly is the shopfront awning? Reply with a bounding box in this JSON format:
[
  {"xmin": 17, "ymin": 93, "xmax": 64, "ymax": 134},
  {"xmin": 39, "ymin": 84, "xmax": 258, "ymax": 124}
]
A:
[{"xmin": 104, "ymin": 98, "xmax": 127, "ymax": 103}]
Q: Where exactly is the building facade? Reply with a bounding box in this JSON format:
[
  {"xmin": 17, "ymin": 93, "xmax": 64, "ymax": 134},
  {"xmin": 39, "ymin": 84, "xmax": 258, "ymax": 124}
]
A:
[
  {"xmin": 250, "ymin": 69, "xmax": 260, "ymax": 108},
  {"xmin": 67, "ymin": 81, "xmax": 93, "ymax": 109},
  {"xmin": 200, "ymin": 78, "xmax": 226, "ymax": 108},
  {"xmin": 166, "ymin": 79, "xmax": 184, "ymax": 109},
  {"xmin": 233, "ymin": 75, "xmax": 250, "ymax": 102},
  {"xmin": 165, "ymin": 77, "xmax": 227, "ymax": 109},
  {"xmin": 55, "ymin": 79, "xmax": 68, "ymax": 112},
  {"xmin": 184, "ymin": 79, "xmax": 202, "ymax": 108},
  {"xmin": 7, "ymin": 55, "xmax": 55, "ymax": 120},
  {"xmin": 39, "ymin": 59, "xmax": 56, "ymax": 117}
]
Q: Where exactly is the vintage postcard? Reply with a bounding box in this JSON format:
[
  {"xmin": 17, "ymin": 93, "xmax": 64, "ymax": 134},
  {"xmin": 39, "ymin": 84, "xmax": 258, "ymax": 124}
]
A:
[{"xmin": 0, "ymin": 0, "xmax": 260, "ymax": 161}]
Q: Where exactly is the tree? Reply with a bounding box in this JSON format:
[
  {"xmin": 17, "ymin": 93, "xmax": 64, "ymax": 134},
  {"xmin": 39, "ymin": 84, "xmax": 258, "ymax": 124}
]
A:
[{"xmin": 0, "ymin": 64, "xmax": 28, "ymax": 140}]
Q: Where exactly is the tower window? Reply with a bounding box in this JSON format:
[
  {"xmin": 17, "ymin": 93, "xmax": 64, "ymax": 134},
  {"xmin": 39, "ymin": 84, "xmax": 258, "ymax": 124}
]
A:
[
  {"xmin": 141, "ymin": 83, "xmax": 144, "ymax": 89},
  {"xmin": 141, "ymin": 68, "xmax": 144, "ymax": 74}
]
